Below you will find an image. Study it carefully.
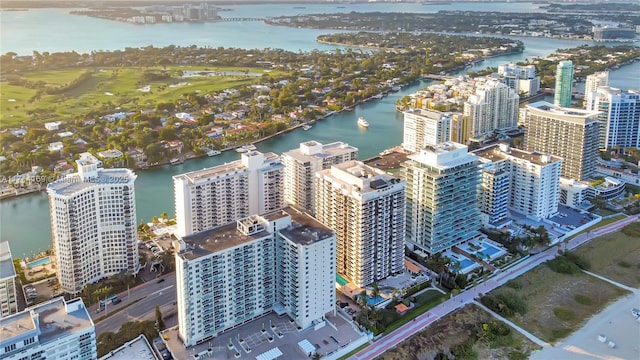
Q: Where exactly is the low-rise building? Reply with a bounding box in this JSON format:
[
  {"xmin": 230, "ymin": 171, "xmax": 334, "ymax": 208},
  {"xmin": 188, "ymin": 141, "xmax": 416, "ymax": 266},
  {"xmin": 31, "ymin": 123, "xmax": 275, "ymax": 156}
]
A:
[
  {"xmin": 0, "ymin": 297, "xmax": 96, "ymax": 360},
  {"xmin": 99, "ymin": 334, "xmax": 157, "ymax": 360}
]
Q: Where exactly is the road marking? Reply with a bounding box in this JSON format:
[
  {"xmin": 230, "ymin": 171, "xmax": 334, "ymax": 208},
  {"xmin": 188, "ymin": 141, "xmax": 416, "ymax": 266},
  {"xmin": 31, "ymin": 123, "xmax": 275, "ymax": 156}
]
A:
[{"xmin": 150, "ymin": 285, "xmax": 174, "ymax": 296}]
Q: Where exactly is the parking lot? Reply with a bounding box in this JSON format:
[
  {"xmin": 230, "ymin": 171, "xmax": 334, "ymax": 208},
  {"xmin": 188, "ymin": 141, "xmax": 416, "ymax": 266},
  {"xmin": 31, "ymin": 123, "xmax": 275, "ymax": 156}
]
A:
[{"xmin": 163, "ymin": 311, "xmax": 368, "ymax": 359}]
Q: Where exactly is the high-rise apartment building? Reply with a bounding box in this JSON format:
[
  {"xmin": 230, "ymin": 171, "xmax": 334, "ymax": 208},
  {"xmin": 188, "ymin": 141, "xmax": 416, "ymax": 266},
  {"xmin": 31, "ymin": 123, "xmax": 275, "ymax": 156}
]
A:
[
  {"xmin": 174, "ymin": 150, "xmax": 284, "ymax": 238},
  {"xmin": 175, "ymin": 207, "xmax": 335, "ymax": 346},
  {"xmin": 0, "ymin": 242, "xmax": 18, "ymax": 317},
  {"xmin": 315, "ymin": 161, "xmax": 405, "ymax": 287},
  {"xmin": 464, "ymin": 78, "xmax": 519, "ymax": 139},
  {"xmin": 523, "ymin": 101, "xmax": 600, "ymax": 181},
  {"xmin": 450, "ymin": 113, "xmax": 470, "ymax": 144},
  {"xmin": 282, "ymin": 141, "xmax": 358, "ymax": 215},
  {"xmin": 497, "ymin": 63, "xmax": 541, "ymax": 96},
  {"xmin": 403, "ymin": 142, "xmax": 481, "ymax": 254},
  {"xmin": 402, "ymin": 108, "xmax": 452, "ymax": 152},
  {"xmin": 584, "ymin": 71, "xmax": 609, "ymax": 110},
  {"xmin": 587, "ymin": 87, "xmax": 640, "ymax": 150},
  {"xmin": 477, "ymin": 158, "xmax": 511, "ymax": 229},
  {"xmin": 475, "ymin": 144, "xmax": 562, "ymax": 221},
  {"xmin": 0, "ymin": 297, "xmax": 96, "ymax": 360},
  {"xmin": 47, "ymin": 156, "xmax": 138, "ymax": 294},
  {"xmin": 554, "ymin": 60, "xmax": 574, "ymax": 107}
]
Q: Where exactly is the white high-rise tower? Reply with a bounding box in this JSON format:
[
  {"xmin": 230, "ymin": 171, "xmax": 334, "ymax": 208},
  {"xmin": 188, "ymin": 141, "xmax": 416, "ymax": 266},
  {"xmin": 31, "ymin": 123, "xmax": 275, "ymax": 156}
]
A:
[
  {"xmin": 282, "ymin": 141, "xmax": 358, "ymax": 215},
  {"xmin": 173, "ymin": 150, "xmax": 284, "ymax": 238},
  {"xmin": 47, "ymin": 155, "xmax": 138, "ymax": 294}
]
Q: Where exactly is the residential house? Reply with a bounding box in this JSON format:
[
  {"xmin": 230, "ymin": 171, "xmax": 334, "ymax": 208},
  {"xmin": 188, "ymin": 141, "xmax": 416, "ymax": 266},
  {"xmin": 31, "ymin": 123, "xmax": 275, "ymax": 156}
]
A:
[{"xmin": 44, "ymin": 122, "xmax": 62, "ymax": 131}]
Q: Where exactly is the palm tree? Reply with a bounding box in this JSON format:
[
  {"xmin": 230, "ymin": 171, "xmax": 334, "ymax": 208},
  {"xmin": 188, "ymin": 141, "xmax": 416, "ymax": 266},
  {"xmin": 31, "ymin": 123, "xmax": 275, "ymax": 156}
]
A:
[{"xmin": 370, "ymin": 283, "xmax": 380, "ymax": 300}]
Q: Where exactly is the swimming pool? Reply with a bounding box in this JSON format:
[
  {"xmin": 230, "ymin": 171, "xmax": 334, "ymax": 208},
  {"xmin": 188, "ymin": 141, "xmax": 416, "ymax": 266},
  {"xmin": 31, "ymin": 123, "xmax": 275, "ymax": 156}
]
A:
[
  {"xmin": 481, "ymin": 244, "xmax": 501, "ymax": 256},
  {"xmin": 457, "ymin": 258, "xmax": 475, "ymax": 269},
  {"xmin": 26, "ymin": 256, "xmax": 51, "ymax": 269},
  {"xmin": 366, "ymin": 295, "xmax": 385, "ymax": 307},
  {"xmin": 336, "ymin": 274, "xmax": 349, "ymax": 287}
]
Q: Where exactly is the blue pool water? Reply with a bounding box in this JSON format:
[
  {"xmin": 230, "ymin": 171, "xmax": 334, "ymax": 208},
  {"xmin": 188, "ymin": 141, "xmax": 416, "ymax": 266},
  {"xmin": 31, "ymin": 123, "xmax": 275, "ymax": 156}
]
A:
[
  {"xmin": 458, "ymin": 259, "xmax": 475, "ymax": 269},
  {"xmin": 336, "ymin": 274, "xmax": 349, "ymax": 287},
  {"xmin": 367, "ymin": 295, "xmax": 385, "ymax": 306},
  {"xmin": 26, "ymin": 256, "xmax": 51, "ymax": 269},
  {"xmin": 480, "ymin": 244, "xmax": 501, "ymax": 257}
]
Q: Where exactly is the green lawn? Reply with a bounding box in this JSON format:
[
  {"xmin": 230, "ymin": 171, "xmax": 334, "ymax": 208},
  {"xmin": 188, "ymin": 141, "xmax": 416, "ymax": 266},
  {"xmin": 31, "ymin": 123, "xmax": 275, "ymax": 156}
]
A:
[
  {"xmin": 488, "ymin": 264, "xmax": 628, "ymax": 343},
  {"xmin": 381, "ymin": 289, "xmax": 448, "ymax": 335},
  {"xmin": 1, "ymin": 66, "xmax": 286, "ymax": 127},
  {"xmin": 573, "ymin": 223, "xmax": 640, "ymax": 287},
  {"xmin": 567, "ymin": 214, "xmax": 627, "ymax": 240}
]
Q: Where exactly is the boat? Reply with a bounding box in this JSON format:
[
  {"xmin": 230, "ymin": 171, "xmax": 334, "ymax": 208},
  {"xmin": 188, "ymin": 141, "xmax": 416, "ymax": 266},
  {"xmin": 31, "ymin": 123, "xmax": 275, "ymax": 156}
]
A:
[
  {"xmin": 373, "ymin": 94, "xmax": 383, "ymax": 99},
  {"xmin": 391, "ymin": 86, "xmax": 401, "ymax": 92},
  {"xmin": 170, "ymin": 157, "xmax": 184, "ymax": 165},
  {"xmin": 235, "ymin": 144, "xmax": 257, "ymax": 153},
  {"xmin": 357, "ymin": 117, "xmax": 370, "ymax": 128},
  {"xmin": 206, "ymin": 149, "xmax": 221, "ymax": 156},
  {"xmin": 302, "ymin": 125, "xmax": 312, "ymax": 131}
]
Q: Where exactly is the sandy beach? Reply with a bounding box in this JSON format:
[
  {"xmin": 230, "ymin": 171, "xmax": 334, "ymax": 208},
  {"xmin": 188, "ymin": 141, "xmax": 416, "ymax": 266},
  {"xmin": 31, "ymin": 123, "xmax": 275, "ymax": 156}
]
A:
[{"xmin": 530, "ymin": 291, "xmax": 640, "ymax": 360}]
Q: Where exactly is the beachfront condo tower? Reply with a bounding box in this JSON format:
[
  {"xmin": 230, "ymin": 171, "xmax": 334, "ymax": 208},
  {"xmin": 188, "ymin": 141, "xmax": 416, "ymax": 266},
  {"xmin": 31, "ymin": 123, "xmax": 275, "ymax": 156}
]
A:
[
  {"xmin": 402, "ymin": 142, "xmax": 481, "ymax": 255},
  {"xmin": 522, "ymin": 101, "xmax": 600, "ymax": 181},
  {"xmin": 315, "ymin": 161, "xmax": 405, "ymax": 288}
]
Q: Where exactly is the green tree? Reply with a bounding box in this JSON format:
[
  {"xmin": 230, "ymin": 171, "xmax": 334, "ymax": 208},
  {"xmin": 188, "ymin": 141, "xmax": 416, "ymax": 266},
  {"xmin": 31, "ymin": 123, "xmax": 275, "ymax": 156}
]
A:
[{"xmin": 155, "ymin": 305, "xmax": 166, "ymax": 331}]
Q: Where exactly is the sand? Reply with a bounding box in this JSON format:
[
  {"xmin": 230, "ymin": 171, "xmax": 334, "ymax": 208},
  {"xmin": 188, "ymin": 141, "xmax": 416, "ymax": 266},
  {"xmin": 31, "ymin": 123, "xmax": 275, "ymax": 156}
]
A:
[{"xmin": 530, "ymin": 291, "xmax": 640, "ymax": 360}]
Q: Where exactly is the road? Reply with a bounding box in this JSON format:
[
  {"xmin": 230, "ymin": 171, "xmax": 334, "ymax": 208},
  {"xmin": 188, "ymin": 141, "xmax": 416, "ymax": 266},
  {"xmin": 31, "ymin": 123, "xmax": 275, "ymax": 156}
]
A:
[
  {"xmin": 351, "ymin": 214, "xmax": 639, "ymax": 360},
  {"xmin": 93, "ymin": 272, "xmax": 178, "ymax": 335}
]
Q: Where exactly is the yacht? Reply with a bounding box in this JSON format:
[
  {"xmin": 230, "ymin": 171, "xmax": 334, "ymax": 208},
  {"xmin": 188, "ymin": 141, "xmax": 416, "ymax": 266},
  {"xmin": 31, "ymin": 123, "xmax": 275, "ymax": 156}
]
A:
[
  {"xmin": 235, "ymin": 144, "xmax": 257, "ymax": 153},
  {"xmin": 206, "ymin": 149, "xmax": 221, "ymax": 156},
  {"xmin": 302, "ymin": 125, "xmax": 312, "ymax": 131},
  {"xmin": 170, "ymin": 157, "xmax": 184, "ymax": 165},
  {"xmin": 357, "ymin": 117, "xmax": 370, "ymax": 128}
]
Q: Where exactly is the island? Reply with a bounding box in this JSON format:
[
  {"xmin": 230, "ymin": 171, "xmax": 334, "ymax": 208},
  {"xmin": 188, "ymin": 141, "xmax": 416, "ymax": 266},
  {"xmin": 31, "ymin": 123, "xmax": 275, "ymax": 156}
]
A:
[{"xmin": 0, "ymin": 33, "xmax": 523, "ymax": 194}]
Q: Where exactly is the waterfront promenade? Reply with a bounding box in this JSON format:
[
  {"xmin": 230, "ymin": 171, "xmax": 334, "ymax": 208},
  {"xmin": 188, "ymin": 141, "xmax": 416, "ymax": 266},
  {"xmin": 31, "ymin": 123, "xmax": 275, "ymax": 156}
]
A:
[{"xmin": 350, "ymin": 214, "xmax": 639, "ymax": 360}]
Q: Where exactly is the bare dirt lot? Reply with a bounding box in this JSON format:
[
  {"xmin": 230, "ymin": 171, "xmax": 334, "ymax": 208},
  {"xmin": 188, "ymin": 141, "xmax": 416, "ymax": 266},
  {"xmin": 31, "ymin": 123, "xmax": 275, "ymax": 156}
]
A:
[{"xmin": 378, "ymin": 304, "xmax": 539, "ymax": 360}]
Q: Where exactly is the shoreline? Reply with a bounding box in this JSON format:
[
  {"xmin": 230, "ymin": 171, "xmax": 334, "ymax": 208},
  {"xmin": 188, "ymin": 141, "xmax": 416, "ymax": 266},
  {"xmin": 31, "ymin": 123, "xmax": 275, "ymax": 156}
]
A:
[
  {"xmin": 530, "ymin": 291, "xmax": 640, "ymax": 360},
  {"xmin": 0, "ymin": 86, "xmax": 401, "ymax": 202}
]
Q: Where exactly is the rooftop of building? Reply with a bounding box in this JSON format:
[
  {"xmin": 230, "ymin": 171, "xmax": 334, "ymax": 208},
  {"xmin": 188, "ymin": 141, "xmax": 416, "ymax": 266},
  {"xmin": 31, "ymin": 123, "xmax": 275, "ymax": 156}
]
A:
[
  {"xmin": 526, "ymin": 101, "xmax": 600, "ymax": 121},
  {"xmin": 173, "ymin": 151, "xmax": 280, "ymax": 184},
  {"xmin": 474, "ymin": 144, "xmax": 562, "ymax": 166},
  {"xmin": 35, "ymin": 297, "xmax": 93, "ymax": 345},
  {"xmin": 596, "ymin": 86, "xmax": 640, "ymax": 97},
  {"xmin": 271, "ymin": 208, "xmax": 334, "ymax": 246},
  {"xmin": 46, "ymin": 168, "xmax": 135, "ymax": 197},
  {"xmin": 99, "ymin": 334, "xmax": 158, "ymax": 360},
  {"xmin": 178, "ymin": 207, "xmax": 332, "ymax": 260},
  {"xmin": 323, "ymin": 160, "xmax": 403, "ymax": 193},
  {"xmin": 0, "ymin": 241, "xmax": 16, "ymax": 280},
  {"xmin": 283, "ymin": 141, "xmax": 358, "ymax": 161},
  {"xmin": 403, "ymin": 108, "xmax": 450, "ymax": 120},
  {"xmin": 406, "ymin": 142, "xmax": 477, "ymax": 170},
  {"xmin": 0, "ymin": 297, "xmax": 93, "ymax": 346},
  {"xmin": 0, "ymin": 310, "xmax": 35, "ymax": 343}
]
